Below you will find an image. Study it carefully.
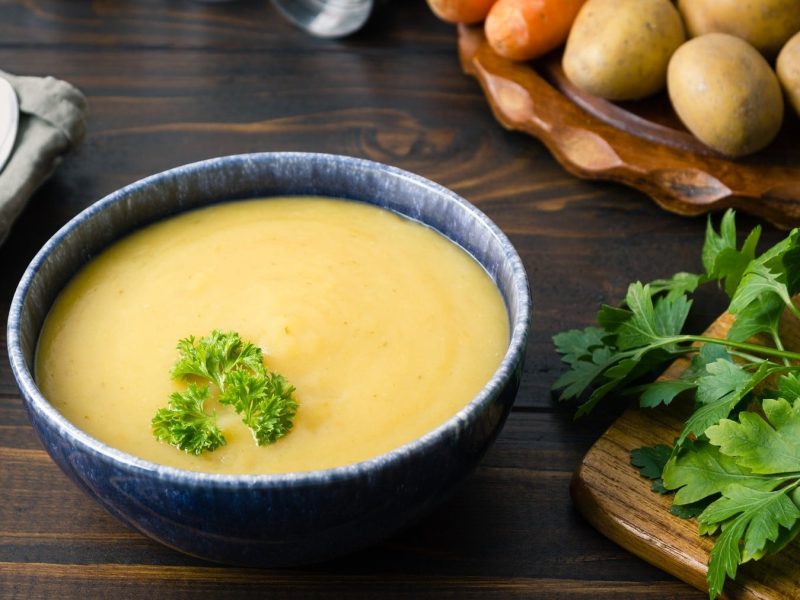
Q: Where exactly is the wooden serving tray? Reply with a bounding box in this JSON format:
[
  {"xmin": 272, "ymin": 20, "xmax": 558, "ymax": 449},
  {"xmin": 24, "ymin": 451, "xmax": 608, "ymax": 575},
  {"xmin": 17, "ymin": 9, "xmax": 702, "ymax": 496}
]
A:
[
  {"xmin": 571, "ymin": 311, "xmax": 800, "ymax": 599},
  {"xmin": 458, "ymin": 25, "xmax": 800, "ymax": 230}
]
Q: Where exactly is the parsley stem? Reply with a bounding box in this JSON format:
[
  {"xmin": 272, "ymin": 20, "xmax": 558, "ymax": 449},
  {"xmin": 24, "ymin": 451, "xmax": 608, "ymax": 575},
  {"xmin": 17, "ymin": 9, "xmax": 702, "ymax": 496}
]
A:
[
  {"xmin": 726, "ymin": 350, "xmax": 773, "ymax": 364},
  {"xmin": 770, "ymin": 330, "xmax": 792, "ymax": 367},
  {"xmin": 675, "ymin": 335, "xmax": 800, "ymax": 363}
]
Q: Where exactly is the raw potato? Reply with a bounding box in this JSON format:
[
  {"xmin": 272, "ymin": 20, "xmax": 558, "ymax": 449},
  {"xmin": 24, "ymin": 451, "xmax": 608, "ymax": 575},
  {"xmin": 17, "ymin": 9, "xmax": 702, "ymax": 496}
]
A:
[
  {"xmin": 678, "ymin": 0, "xmax": 800, "ymax": 58},
  {"xmin": 777, "ymin": 31, "xmax": 800, "ymax": 117},
  {"xmin": 562, "ymin": 0, "xmax": 685, "ymax": 101},
  {"xmin": 668, "ymin": 33, "xmax": 784, "ymax": 157}
]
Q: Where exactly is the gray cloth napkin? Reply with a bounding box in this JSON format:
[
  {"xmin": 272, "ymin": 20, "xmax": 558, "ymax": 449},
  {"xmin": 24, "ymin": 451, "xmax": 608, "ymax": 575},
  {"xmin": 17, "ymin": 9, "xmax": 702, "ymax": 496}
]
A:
[{"xmin": 0, "ymin": 70, "xmax": 87, "ymax": 246}]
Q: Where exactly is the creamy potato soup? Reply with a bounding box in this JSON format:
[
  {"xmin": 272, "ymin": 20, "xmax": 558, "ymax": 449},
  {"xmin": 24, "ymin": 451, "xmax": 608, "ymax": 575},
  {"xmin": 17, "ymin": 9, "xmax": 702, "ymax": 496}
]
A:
[{"xmin": 36, "ymin": 198, "xmax": 509, "ymax": 474}]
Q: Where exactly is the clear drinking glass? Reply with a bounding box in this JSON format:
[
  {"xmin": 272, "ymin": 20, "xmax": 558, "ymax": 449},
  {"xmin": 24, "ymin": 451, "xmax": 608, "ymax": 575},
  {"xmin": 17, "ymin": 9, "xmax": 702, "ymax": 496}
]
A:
[{"xmin": 271, "ymin": 0, "xmax": 374, "ymax": 38}]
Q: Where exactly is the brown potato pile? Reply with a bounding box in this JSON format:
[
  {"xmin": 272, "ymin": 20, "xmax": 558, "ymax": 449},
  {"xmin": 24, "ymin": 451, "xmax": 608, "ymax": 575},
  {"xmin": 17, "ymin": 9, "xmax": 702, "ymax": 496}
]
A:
[
  {"xmin": 561, "ymin": 0, "xmax": 800, "ymax": 156},
  {"xmin": 425, "ymin": 0, "xmax": 800, "ymax": 157}
]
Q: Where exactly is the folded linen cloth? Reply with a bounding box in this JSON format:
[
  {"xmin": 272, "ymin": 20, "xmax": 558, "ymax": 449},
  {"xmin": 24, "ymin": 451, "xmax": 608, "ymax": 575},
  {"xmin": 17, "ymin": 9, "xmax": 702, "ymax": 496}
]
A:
[{"xmin": 0, "ymin": 70, "xmax": 87, "ymax": 246}]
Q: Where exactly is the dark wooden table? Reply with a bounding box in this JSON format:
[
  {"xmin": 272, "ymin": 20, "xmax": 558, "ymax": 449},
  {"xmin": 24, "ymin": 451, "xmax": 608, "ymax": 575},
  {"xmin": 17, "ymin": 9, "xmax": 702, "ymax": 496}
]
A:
[{"xmin": 0, "ymin": 1, "xmax": 783, "ymax": 597}]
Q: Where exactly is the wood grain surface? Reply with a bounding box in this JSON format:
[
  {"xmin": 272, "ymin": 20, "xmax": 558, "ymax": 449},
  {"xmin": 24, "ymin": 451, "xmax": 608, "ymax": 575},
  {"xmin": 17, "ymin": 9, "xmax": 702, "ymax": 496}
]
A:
[{"xmin": 0, "ymin": 1, "xmax": 789, "ymax": 598}]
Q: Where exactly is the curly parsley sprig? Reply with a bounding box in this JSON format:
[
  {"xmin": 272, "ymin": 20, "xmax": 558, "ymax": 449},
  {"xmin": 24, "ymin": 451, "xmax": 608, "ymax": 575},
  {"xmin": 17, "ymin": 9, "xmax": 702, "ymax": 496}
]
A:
[
  {"xmin": 152, "ymin": 330, "xmax": 297, "ymax": 455},
  {"xmin": 151, "ymin": 383, "xmax": 226, "ymax": 455},
  {"xmin": 554, "ymin": 210, "xmax": 800, "ymax": 599}
]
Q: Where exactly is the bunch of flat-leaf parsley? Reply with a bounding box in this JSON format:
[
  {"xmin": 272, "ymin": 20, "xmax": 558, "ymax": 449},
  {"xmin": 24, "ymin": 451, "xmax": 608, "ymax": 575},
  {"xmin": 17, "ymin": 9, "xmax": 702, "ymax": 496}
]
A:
[
  {"xmin": 553, "ymin": 210, "xmax": 800, "ymax": 599},
  {"xmin": 152, "ymin": 330, "xmax": 297, "ymax": 455}
]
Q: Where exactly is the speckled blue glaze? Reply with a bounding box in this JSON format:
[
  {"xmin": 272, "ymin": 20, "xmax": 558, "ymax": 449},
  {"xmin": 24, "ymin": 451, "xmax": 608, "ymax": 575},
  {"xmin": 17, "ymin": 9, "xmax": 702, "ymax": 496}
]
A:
[{"xmin": 7, "ymin": 153, "xmax": 531, "ymax": 567}]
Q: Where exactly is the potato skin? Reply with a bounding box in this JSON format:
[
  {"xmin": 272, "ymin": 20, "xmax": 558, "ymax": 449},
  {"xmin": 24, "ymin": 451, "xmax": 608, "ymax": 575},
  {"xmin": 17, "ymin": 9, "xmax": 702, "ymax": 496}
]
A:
[
  {"xmin": 668, "ymin": 33, "xmax": 784, "ymax": 157},
  {"xmin": 678, "ymin": 0, "xmax": 800, "ymax": 58},
  {"xmin": 562, "ymin": 0, "xmax": 685, "ymax": 101},
  {"xmin": 777, "ymin": 31, "xmax": 800, "ymax": 117}
]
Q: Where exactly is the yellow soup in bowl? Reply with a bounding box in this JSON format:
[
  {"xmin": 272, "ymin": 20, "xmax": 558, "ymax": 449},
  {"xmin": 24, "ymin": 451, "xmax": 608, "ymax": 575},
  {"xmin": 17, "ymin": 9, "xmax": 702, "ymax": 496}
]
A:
[{"xmin": 35, "ymin": 197, "xmax": 509, "ymax": 474}]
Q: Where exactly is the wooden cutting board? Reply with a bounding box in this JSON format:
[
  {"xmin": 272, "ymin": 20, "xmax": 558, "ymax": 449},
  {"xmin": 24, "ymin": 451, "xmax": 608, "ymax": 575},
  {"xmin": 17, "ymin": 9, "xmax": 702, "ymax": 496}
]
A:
[{"xmin": 571, "ymin": 312, "xmax": 800, "ymax": 599}]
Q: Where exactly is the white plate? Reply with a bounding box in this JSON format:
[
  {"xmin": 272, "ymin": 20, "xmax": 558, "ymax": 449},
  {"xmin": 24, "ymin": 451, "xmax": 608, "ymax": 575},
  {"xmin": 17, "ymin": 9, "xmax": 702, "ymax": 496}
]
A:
[{"xmin": 0, "ymin": 78, "xmax": 19, "ymax": 174}]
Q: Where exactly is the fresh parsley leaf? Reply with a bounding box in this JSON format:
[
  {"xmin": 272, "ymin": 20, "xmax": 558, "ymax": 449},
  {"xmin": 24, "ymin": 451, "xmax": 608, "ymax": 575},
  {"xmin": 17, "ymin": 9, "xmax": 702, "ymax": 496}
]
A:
[
  {"xmin": 552, "ymin": 326, "xmax": 606, "ymax": 367},
  {"xmin": 631, "ymin": 444, "xmax": 671, "ymax": 493},
  {"xmin": 631, "ymin": 444, "xmax": 672, "ymax": 479},
  {"xmin": 596, "ymin": 304, "xmax": 632, "ymax": 333},
  {"xmin": 221, "ymin": 369, "xmax": 298, "ymax": 445},
  {"xmin": 698, "ymin": 343, "xmax": 734, "ymax": 363},
  {"xmin": 727, "ymin": 230, "xmax": 800, "ymax": 335},
  {"xmin": 554, "ymin": 283, "xmax": 696, "ymax": 415},
  {"xmin": 151, "ymin": 384, "xmax": 226, "ymax": 455},
  {"xmin": 726, "ymin": 293, "xmax": 784, "ymax": 343},
  {"xmin": 670, "ymin": 500, "xmax": 709, "ymax": 520},
  {"xmin": 552, "ymin": 345, "xmax": 616, "ymax": 403},
  {"xmin": 729, "ymin": 262, "xmax": 795, "ymax": 317},
  {"xmin": 654, "ymin": 294, "xmax": 693, "ymax": 342},
  {"xmin": 695, "ymin": 359, "xmax": 754, "ymax": 406},
  {"xmin": 701, "ymin": 210, "xmax": 760, "ymax": 297},
  {"xmin": 700, "ymin": 484, "xmax": 800, "ymax": 599},
  {"xmin": 154, "ymin": 330, "xmax": 297, "ymax": 454},
  {"xmin": 761, "ymin": 497, "xmax": 800, "ymax": 556},
  {"xmin": 567, "ymin": 348, "xmax": 677, "ymax": 417},
  {"xmin": 669, "ymin": 397, "xmax": 800, "ymax": 597},
  {"xmin": 572, "ymin": 355, "xmax": 636, "ymax": 417},
  {"xmin": 172, "ymin": 330, "xmax": 263, "ymax": 391},
  {"xmin": 778, "ymin": 373, "xmax": 800, "ymax": 399},
  {"xmin": 706, "ymin": 397, "xmax": 800, "ymax": 475},
  {"xmin": 634, "ymin": 380, "xmax": 695, "ymax": 408},
  {"xmin": 647, "ymin": 272, "xmax": 702, "ymax": 301},
  {"xmin": 616, "ymin": 283, "xmax": 691, "ymax": 350},
  {"xmin": 662, "ymin": 440, "xmax": 776, "ymax": 506},
  {"xmin": 676, "ymin": 361, "xmax": 777, "ymax": 447},
  {"xmin": 680, "ymin": 343, "xmax": 733, "ymax": 382}
]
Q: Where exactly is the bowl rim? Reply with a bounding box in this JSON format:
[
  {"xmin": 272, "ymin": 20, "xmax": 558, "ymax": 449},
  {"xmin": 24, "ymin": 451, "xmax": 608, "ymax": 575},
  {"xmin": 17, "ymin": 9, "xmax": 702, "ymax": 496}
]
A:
[{"xmin": 7, "ymin": 152, "xmax": 531, "ymax": 488}]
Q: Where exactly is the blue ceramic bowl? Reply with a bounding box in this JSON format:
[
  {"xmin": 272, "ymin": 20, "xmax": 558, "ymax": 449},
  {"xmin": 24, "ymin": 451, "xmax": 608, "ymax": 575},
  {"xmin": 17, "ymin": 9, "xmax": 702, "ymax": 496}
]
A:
[{"xmin": 7, "ymin": 153, "xmax": 531, "ymax": 567}]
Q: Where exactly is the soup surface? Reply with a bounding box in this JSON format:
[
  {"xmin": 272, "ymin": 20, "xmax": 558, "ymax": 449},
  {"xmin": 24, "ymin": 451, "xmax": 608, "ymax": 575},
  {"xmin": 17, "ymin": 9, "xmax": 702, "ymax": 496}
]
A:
[{"xmin": 36, "ymin": 198, "xmax": 509, "ymax": 474}]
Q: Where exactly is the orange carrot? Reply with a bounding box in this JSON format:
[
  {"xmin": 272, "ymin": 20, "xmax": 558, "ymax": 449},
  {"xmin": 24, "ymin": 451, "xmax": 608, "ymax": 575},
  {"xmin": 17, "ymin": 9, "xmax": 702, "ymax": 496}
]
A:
[
  {"xmin": 485, "ymin": 0, "xmax": 587, "ymax": 61},
  {"xmin": 426, "ymin": 0, "xmax": 498, "ymax": 25}
]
